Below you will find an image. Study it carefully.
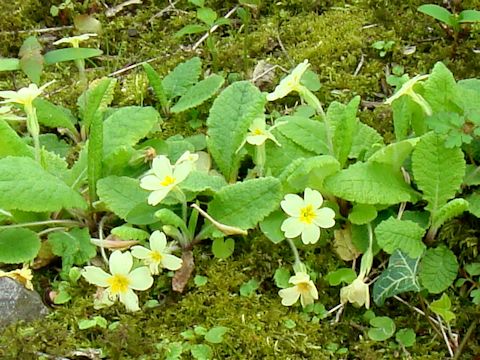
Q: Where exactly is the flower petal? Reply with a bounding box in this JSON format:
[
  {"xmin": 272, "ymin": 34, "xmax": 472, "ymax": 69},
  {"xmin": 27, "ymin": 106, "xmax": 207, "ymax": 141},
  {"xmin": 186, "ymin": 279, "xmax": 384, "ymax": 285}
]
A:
[
  {"xmin": 162, "ymin": 254, "xmax": 183, "ymax": 271},
  {"xmin": 82, "ymin": 266, "xmax": 110, "ymax": 287},
  {"xmin": 119, "ymin": 289, "xmax": 140, "ymax": 312},
  {"xmin": 280, "ymin": 194, "xmax": 303, "ymax": 217},
  {"xmin": 289, "ymin": 272, "xmax": 310, "ymax": 285},
  {"xmin": 173, "ymin": 161, "xmax": 193, "ymax": 183},
  {"xmin": 301, "ymin": 223, "xmax": 320, "ymax": 244},
  {"xmin": 128, "ymin": 266, "xmax": 153, "ymax": 291},
  {"xmin": 303, "ymin": 188, "xmax": 323, "ymax": 209},
  {"xmin": 131, "ymin": 245, "xmax": 151, "ymax": 260},
  {"xmin": 278, "ymin": 287, "xmax": 300, "ymax": 306},
  {"xmin": 140, "ymin": 175, "xmax": 162, "ymax": 191},
  {"xmin": 149, "ymin": 230, "xmax": 167, "ymax": 252},
  {"xmin": 109, "ymin": 250, "xmax": 132, "ymax": 275},
  {"xmin": 314, "ymin": 207, "xmax": 336, "ymax": 228},
  {"xmin": 147, "ymin": 188, "xmax": 171, "ymax": 205},
  {"xmin": 151, "ymin": 155, "xmax": 173, "ymax": 179},
  {"xmin": 281, "ymin": 217, "xmax": 303, "ymax": 239}
]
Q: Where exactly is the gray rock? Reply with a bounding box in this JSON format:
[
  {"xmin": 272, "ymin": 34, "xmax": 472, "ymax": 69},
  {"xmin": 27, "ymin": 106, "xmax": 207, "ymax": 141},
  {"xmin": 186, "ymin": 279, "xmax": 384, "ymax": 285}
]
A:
[{"xmin": 0, "ymin": 277, "xmax": 49, "ymax": 329}]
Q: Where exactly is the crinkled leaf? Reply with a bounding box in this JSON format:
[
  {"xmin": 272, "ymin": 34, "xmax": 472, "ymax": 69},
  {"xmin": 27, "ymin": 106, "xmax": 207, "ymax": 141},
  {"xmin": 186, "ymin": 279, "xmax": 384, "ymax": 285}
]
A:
[
  {"xmin": 110, "ymin": 225, "xmax": 150, "ymax": 241},
  {"xmin": 275, "ymin": 116, "xmax": 329, "ymax": 155},
  {"xmin": 47, "ymin": 228, "xmax": 96, "ymax": 272},
  {"xmin": 171, "ymin": 74, "xmax": 224, "ymax": 113},
  {"xmin": 422, "ymin": 62, "xmax": 458, "ymax": 113},
  {"xmin": 34, "ymin": 98, "xmax": 77, "ymax": 133},
  {"xmin": 324, "ymin": 161, "xmax": 416, "ymax": 205},
  {"xmin": 0, "ymin": 119, "xmax": 33, "ymax": 158},
  {"xmin": 154, "ymin": 208, "xmax": 187, "ymax": 232},
  {"xmin": 373, "ymin": 250, "xmax": 421, "ymax": 306},
  {"xmin": 103, "ymin": 106, "xmax": 161, "ymax": 156},
  {"xmin": 350, "ymin": 122, "xmax": 383, "ymax": 160},
  {"xmin": 412, "ymin": 132, "xmax": 465, "ymax": 213},
  {"xmin": 431, "ymin": 198, "xmax": 468, "ymax": 230},
  {"xmin": 180, "ymin": 171, "xmax": 227, "ymax": 199},
  {"xmin": 430, "ymin": 293, "xmax": 455, "ymax": 324},
  {"xmin": 206, "ymin": 81, "xmax": 265, "ymax": 181},
  {"xmin": 419, "ymin": 246, "xmax": 458, "ymax": 294},
  {"xmin": 392, "ymin": 96, "xmax": 426, "ymax": 139},
  {"xmin": 162, "ymin": 57, "xmax": 202, "ymax": 99},
  {"xmin": 0, "ymin": 228, "xmax": 41, "ymax": 264},
  {"xmin": 39, "ymin": 134, "xmax": 70, "ymax": 158},
  {"xmin": 375, "ymin": 217, "xmax": 426, "ymax": 258},
  {"xmin": 368, "ymin": 138, "xmax": 419, "ymax": 170},
  {"xmin": 97, "ymin": 176, "xmax": 149, "ymax": 220},
  {"xmin": 207, "ymin": 177, "xmax": 282, "ymax": 232},
  {"xmin": 142, "ymin": 63, "xmax": 168, "ymax": 108},
  {"xmin": 0, "ymin": 156, "xmax": 87, "ymax": 212},
  {"xmin": 77, "ymin": 77, "xmax": 117, "ymax": 128}
]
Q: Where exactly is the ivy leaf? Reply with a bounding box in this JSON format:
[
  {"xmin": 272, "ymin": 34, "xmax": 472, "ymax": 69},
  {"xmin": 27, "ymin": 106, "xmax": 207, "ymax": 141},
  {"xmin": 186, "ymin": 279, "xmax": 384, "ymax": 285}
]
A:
[
  {"xmin": 374, "ymin": 217, "xmax": 426, "ymax": 258},
  {"xmin": 348, "ymin": 204, "xmax": 377, "ymax": 225},
  {"xmin": 0, "ymin": 228, "xmax": 41, "ymax": 264},
  {"xmin": 373, "ymin": 250, "xmax": 421, "ymax": 306},
  {"xmin": 171, "ymin": 74, "xmax": 224, "ymax": 113},
  {"xmin": 47, "ymin": 228, "xmax": 96, "ymax": 272},
  {"xmin": 430, "ymin": 293, "xmax": 456, "ymax": 324},
  {"xmin": 97, "ymin": 176, "xmax": 149, "ymax": 220},
  {"xmin": 212, "ymin": 238, "xmax": 235, "ymax": 259},
  {"xmin": 0, "ymin": 119, "xmax": 33, "ymax": 158},
  {"xmin": 411, "ymin": 132, "xmax": 465, "ymax": 214},
  {"xmin": 368, "ymin": 317, "xmax": 396, "ymax": 341},
  {"xmin": 207, "ymin": 177, "xmax": 282, "ymax": 233},
  {"xmin": 0, "ymin": 157, "xmax": 87, "ymax": 212},
  {"xmin": 324, "ymin": 162, "xmax": 416, "ymax": 205},
  {"xmin": 162, "ymin": 57, "xmax": 202, "ymax": 99},
  {"xmin": 419, "ymin": 246, "xmax": 458, "ymax": 294},
  {"xmin": 103, "ymin": 106, "xmax": 161, "ymax": 156},
  {"xmin": 275, "ymin": 116, "xmax": 330, "ymax": 155},
  {"xmin": 206, "ymin": 81, "xmax": 265, "ymax": 181}
]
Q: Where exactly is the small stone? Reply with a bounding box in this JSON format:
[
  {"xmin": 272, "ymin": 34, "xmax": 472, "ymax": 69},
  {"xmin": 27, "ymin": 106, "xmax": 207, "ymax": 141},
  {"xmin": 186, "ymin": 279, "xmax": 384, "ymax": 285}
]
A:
[{"xmin": 0, "ymin": 277, "xmax": 49, "ymax": 329}]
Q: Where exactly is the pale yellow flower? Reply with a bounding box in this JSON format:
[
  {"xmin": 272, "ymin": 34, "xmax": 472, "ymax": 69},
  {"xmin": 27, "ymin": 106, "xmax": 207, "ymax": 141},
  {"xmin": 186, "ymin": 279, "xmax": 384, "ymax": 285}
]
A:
[
  {"xmin": 82, "ymin": 250, "xmax": 153, "ymax": 312},
  {"xmin": 266, "ymin": 60, "xmax": 310, "ymax": 101},
  {"xmin": 278, "ymin": 272, "xmax": 318, "ymax": 307},
  {"xmin": 384, "ymin": 74, "xmax": 432, "ymax": 116},
  {"xmin": 280, "ymin": 188, "xmax": 335, "ymax": 244},
  {"xmin": 53, "ymin": 33, "xmax": 97, "ymax": 48},
  {"xmin": 131, "ymin": 231, "xmax": 182, "ymax": 275},
  {"xmin": 340, "ymin": 276, "xmax": 370, "ymax": 309},
  {"xmin": 0, "ymin": 81, "xmax": 55, "ymax": 109},
  {"xmin": 0, "ymin": 265, "xmax": 34, "ymax": 290}
]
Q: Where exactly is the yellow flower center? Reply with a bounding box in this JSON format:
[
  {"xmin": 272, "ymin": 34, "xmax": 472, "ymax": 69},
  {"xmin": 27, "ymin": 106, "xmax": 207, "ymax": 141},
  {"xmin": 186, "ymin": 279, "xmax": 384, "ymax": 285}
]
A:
[
  {"xmin": 253, "ymin": 128, "xmax": 264, "ymax": 135},
  {"xmin": 299, "ymin": 205, "xmax": 315, "ymax": 224},
  {"xmin": 296, "ymin": 282, "xmax": 310, "ymax": 294},
  {"xmin": 150, "ymin": 250, "xmax": 163, "ymax": 263},
  {"xmin": 160, "ymin": 175, "xmax": 176, "ymax": 187},
  {"xmin": 107, "ymin": 274, "xmax": 130, "ymax": 295}
]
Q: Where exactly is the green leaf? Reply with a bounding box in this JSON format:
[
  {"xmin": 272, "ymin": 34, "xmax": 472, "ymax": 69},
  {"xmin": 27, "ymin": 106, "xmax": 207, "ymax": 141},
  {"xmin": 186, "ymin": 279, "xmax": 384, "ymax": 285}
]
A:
[
  {"xmin": 0, "ymin": 119, "xmax": 33, "ymax": 158},
  {"xmin": 412, "ymin": 132, "xmax": 465, "ymax": 214},
  {"xmin": 368, "ymin": 317, "xmax": 396, "ymax": 341},
  {"xmin": 325, "ymin": 268, "xmax": 357, "ymax": 286},
  {"xmin": 103, "ymin": 106, "xmax": 161, "ymax": 156},
  {"xmin": 97, "ymin": 176, "xmax": 149, "ymax": 220},
  {"xmin": 350, "ymin": 122, "xmax": 383, "ymax": 160},
  {"xmin": 204, "ymin": 326, "xmax": 228, "ymax": 344},
  {"xmin": 47, "ymin": 228, "xmax": 96, "ymax": 272},
  {"xmin": 348, "ymin": 204, "xmax": 377, "ymax": 225},
  {"xmin": 430, "ymin": 293, "xmax": 455, "ymax": 323},
  {"xmin": 0, "ymin": 58, "xmax": 20, "ymax": 72},
  {"xmin": 274, "ymin": 267, "xmax": 291, "ymax": 288},
  {"xmin": 465, "ymin": 262, "xmax": 480, "ymax": 277},
  {"xmin": 0, "ymin": 156, "xmax": 87, "ymax": 212},
  {"xmin": 325, "ymin": 96, "xmax": 360, "ymax": 167},
  {"xmin": 175, "ymin": 24, "xmax": 209, "ymax": 38},
  {"xmin": 206, "ymin": 81, "xmax": 265, "ymax": 181},
  {"xmin": 180, "ymin": 171, "xmax": 227, "ymax": 198},
  {"xmin": 125, "ymin": 202, "xmax": 158, "ymax": 225},
  {"xmin": 419, "ymin": 246, "xmax": 458, "ymax": 294},
  {"xmin": 44, "ymin": 48, "xmax": 102, "ymax": 64},
  {"xmin": 19, "ymin": 36, "xmax": 43, "ymax": 84},
  {"xmin": 190, "ymin": 344, "xmax": 212, "ymax": 360},
  {"xmin": 463, "ymin": 165, "xmax": 480, "ymax": 186},
  {"xmin": 459, "ymin": 10, "xmax": 480, "ymax": 23},
  {"xmin": 0, "ymin": 228, "xmax": 41, "ymax": 263},
  {"xmin": 368, "ymin": 138, "xmax": 419, "ymax": 169},
  {"xmin": 240, "ymin": 279, "xmax": 259, "ymax": 297},
  {"xmin": 197, "ymin": 7, "xmax": 217, "ymax": 26},
  {"xmin": 142, "ymin": 63, "xmax": 168, "ymax": 108},
  {"xmin": 163, "ymin": 57, "xmax": 202, "ymax": 99},
  {"xmin": 259, "ymin": 209, "xmax": 286, "ymax": 244},
  {"xmin": 422, "ymin": 62, "xmax": 458, "ymax": 113},
  {"xmin": 34, "ymin": 98, "xmax": 77, "ymax": 133},
  {"xmin": 207, "ymin": 177, "xmax": 282, "ymax": 233},
  {"xmin": 431, "ymin": 198, "xmax": 468, "ymax": 230},
  {"xmin": 418, "ymin": 5, "xmax": 454, "ymax": 26},
  {"xmin": 395, "ymin": 328, "xmax": 416, "ymax": 347},
  {"xmin": 275, "ymin": 116, "xmax": 329, "ymax": 155},
  {"xmin": 154, "ymin": 209, "xmax": 187, "ymax": 233},
  {"xmin": 194, "ymin": 275, "xmax": 208, "ymax": 286},
  {"xmin": 324, "ymin": 162, "xmax": 416, "ymax": 205},
  {"xmin": 466, "ymin": 193, "xmax": 480, "ymax": 218},
  {"xmin": 39, "ymin": 134, "xmax": 70, "ymax": 159},
  {"xmin": 212, "ymin": 237, "xmax": 234, "ymax": 259},
  {"xmin": 78, "ymin": 77, "xmax": 117, "ymax": 129},
  {"xmin": 374, "ymin": 217, "xmax": 426, "ymax": 258},
  {"xmin": 278, "ymin": 155, "xmax": 340, "ymax": 194},
  {"xmin": 392, "ymin": 96, "xmax": 426, "ymax": 140},
  {"xmin": 373, "ymin": 250, "xmax": 421, "ymax": 306},
  {"xmin": 171, "ymin": 74, "xmax": 224, "ymax": 113},
  {"xmin": 110, "ymin": 225, "xmax": 149, "ymax": 241}
]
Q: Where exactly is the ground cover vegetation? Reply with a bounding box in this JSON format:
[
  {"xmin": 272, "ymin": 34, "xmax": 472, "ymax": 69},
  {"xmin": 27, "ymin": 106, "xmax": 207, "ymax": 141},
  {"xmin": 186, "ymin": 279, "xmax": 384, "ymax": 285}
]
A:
[{"xmin": 0, "ymin": 0, "xmax": 479, "ymax": 359}]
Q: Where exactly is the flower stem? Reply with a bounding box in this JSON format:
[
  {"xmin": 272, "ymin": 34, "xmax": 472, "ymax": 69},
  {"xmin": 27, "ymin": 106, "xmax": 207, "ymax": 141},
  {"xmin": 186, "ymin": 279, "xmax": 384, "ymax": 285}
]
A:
[
  {"xmin": 25, "ymin": 104, "xmax": 41, "ymax": 162},
  {"xmin": 286, "ymin": 238, "xmax": 302, "ymax": 267},
  {"xmin": 254, "ymin": 144, "xmax": 266, "ymax": 177},
  {"xmin": 0, "ymin": 219, "xmax": 83, "ymax": 229}
]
